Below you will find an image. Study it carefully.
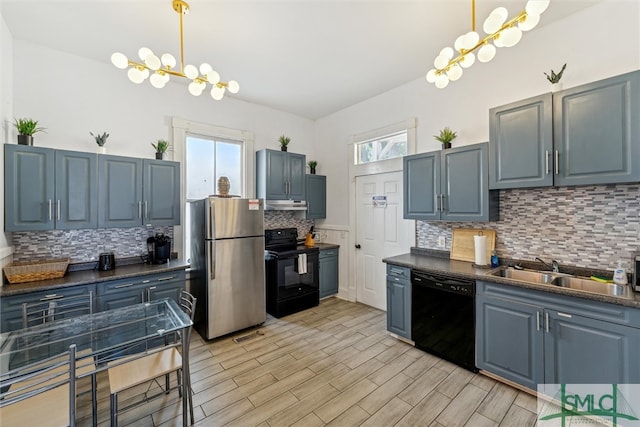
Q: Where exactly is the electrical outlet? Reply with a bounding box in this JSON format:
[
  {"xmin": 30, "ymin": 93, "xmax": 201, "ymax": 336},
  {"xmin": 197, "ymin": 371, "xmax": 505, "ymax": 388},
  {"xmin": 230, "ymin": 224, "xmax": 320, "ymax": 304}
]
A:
[{"xmin": 438, "ymin": 236, "xmax": 446, "ymax": 248}]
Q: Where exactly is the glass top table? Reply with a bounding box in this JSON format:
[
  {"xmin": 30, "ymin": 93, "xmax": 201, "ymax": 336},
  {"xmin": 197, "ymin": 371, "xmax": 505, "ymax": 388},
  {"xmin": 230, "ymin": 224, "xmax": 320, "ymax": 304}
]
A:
[{"xmin": 0, "ymin": 298, "xmax": 193, "ymax": 426}]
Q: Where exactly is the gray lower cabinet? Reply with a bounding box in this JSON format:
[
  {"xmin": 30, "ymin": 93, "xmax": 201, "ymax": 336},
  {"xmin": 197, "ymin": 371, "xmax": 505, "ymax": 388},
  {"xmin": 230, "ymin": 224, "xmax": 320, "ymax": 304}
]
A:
[
  {"xmin": 403, "ymin": 143, "xmax": 498, "ymax": 221},
  {"xmin": 5, "ymin": 145, "xmax": 98, "ymax": 231},
  {"xmin": 0, "ymin": 284, "xmax": 96, "ymax": 333},
  {"xmin": 319, "ymin": 247, "xmax": 338, "ymax": 298},
  {"xmin": 98, "ymin": 155, "xmax": 180, "ymax": 228},
  {"xmin": 476, "ymin": 280, "xmax": 640, "ymax": 390},
  {"xmin": 256, "ymin": 149, "xmax": 306, "ymax": 201},
  {"xmin": 386, "ymin": 264, "xmax": 411, "ymax": 339},
  {"xmin": 96, "ymin": 270, "xmax": 186, "ymax": 312},
  {"xmin": 490, "ymin": 70, "xmax": 639, "ymax": 189},
  {"xmin": 306, "ymin": 174, "xmax": 326, "ymax": 219}
]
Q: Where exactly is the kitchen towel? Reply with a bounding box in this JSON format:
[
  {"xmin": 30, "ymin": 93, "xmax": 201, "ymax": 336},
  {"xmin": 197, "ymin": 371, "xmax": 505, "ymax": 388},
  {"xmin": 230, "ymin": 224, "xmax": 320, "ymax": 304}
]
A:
[
  {"xmin": 298, "ymin": 253, "xmax": 307, "ymax": 274},
  {"xmin": 474, "ymin": 235, "xmax": 488, "ymax": 266}
]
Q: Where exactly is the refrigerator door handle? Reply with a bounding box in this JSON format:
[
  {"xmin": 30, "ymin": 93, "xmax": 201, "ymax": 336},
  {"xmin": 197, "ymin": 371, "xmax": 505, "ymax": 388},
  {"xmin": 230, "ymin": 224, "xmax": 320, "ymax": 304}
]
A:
[
  {"xmin": 208, "ymin": 202, "xmax": 215, "ymax": 240},
  {"xmin": 208, "ymin": 240, "xmax": 216, "ymax": 280}
]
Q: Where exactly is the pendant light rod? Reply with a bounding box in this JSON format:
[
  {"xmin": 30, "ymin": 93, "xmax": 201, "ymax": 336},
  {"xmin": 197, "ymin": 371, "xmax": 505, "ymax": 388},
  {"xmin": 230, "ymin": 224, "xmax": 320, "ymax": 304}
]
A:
[{"xmin": 471, "ymin": 0, "xmax": 476, "ymax": 32}]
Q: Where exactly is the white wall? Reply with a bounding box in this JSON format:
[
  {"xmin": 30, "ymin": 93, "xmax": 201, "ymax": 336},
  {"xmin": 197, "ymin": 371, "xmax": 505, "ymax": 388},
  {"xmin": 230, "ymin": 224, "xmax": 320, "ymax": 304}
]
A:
[
  {"xmin": 0, "ymin": 11, "xmax": 14, "ymax": 264},
  {"xmin": 315, "ymin": 0, "xmax": 640, "ymax": 228}
]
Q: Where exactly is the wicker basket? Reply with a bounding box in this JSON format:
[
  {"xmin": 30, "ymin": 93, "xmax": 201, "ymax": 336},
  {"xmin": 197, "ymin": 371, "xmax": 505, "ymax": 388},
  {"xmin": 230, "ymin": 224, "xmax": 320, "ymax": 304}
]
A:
[{"xmin": 3, "ymin": 258, "xmax": 70, "ymax": 284}]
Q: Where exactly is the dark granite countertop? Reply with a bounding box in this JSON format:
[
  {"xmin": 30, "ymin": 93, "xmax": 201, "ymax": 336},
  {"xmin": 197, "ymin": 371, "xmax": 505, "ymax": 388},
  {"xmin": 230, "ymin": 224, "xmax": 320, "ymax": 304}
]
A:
[
  {"xmin": 1, "ymin": 260, "xmax": 190, "ymax": 297},
  {"xmin": 315, "ymin": 243, "xmax": 340, "ymax": 250},
  {"xmin": 383, "ymin": 252, "xmax": 640, "ymax": 309}
]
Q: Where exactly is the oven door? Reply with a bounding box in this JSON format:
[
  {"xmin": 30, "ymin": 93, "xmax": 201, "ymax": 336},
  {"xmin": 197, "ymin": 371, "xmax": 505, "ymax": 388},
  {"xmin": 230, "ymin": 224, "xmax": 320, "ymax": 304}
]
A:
[{"xmin": 273, "ymin": 251, "xmax": 319, "ymax": 300}]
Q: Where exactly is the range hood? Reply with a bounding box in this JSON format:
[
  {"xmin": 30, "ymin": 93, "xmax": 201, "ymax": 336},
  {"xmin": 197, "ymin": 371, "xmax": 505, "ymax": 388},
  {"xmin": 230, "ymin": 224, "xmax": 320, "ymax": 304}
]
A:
[{"xmin": 264, "ymin": 200, "xmax": 308, "ymax": 211}]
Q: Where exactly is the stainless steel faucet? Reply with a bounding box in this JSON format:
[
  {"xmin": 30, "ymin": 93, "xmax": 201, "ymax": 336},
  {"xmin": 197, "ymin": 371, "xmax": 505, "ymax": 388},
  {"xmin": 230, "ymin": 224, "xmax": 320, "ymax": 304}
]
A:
[{"xmin": 535, "ymin": 257, "xmax": 560, "ymax": 273}]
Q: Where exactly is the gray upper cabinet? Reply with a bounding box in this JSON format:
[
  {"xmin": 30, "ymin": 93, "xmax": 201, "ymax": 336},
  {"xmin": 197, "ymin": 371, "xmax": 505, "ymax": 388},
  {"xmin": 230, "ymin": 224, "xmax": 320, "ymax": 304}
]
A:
[
  {"xmin": 143, "ymin": 159, "xmax": 181, "ymax": 226},
  {"xmin": 5, "ymin": 145, "xmax": 97, "ymax": 231},
  {"xmin": 99, "ymin": 155, "xmax": 180, "ymax": 228},
  {"xmin": 489, "ymin": 93, "xmax": 553, "ymax": 189},
  {"xmin": 490, "ymin": 70, "xmax": 639, "ymax": 189},
  {"xmin": 554, "ymin": 70, "xmax": 640, "ymax": 186},
  {"xmin": 403, "ymin": 143, "xmax": 498, "ymax": 222},
  {"xmin": 256, "ymin": 149, "xmax": 306, "ymax": 201},
  {"xmin": 306, "ymin": 174, "xmax": 326, "ymax": 219}
]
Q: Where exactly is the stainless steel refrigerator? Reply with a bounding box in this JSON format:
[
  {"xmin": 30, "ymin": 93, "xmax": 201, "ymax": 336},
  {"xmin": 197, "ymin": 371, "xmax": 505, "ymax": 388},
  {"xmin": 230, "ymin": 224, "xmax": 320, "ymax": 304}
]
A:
[{"xmin": 189, "ymin": 197, "xmax": 265, "ymax": 340}]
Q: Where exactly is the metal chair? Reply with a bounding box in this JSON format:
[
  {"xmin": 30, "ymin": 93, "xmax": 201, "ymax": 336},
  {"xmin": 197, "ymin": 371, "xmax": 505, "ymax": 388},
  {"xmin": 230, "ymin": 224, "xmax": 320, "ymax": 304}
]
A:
[
  {"xmin": 0, "ymin": 344, "xmax": 77, "ymax": 427},
  {"xmin": 107, "ymin": 291, "xmax": 197, "ymax": 427}
]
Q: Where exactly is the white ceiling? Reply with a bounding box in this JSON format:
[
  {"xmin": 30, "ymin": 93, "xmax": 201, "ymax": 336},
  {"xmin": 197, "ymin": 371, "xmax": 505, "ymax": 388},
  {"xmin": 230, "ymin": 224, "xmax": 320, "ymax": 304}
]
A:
[{"xmin": 2, "ymin": 0, "xmax": 601, "ymax": 119}]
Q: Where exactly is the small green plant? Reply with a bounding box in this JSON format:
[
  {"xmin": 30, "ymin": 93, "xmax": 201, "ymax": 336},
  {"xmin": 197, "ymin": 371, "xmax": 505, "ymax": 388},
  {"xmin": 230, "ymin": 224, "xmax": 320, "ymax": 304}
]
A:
[
  {"xmin": 13, "ymin": 118, "xmax": 45, "ymax": 135},
  {"xmin": 307, "ymin": 160, "xmax": 318, "ymax": 169},
  {"xmin": 434, "ymin": 127, "xmax": 457, "ymax": 145},
  {"xmin": 151, "ymin": 139, "xmax": 170, "ymax": 153},
  {"xmin": 278, "ymin": 135, "xmax": 290, "ymax": 148},
  {"xmin": 544, "ymin": 63, "xmax": 567, "ymax": 84},
  {"xmin": 90, "ymin": 132, "xmax": 109, "ymax": 146}
]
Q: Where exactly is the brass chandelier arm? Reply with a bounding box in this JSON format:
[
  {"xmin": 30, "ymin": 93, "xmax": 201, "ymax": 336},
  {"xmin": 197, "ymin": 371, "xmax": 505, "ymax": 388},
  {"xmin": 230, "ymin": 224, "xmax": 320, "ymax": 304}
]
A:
[
  {"xmin": 126, "ymin": 59, "xmax": 231, "ymax": 88},
  {"xmin": 435, "ymin": 9, "xmax": 528, "ymax": 74}
]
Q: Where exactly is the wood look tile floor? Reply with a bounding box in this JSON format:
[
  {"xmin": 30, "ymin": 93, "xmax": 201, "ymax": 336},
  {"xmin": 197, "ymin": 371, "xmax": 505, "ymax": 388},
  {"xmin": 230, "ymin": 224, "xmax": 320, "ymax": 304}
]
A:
[{"xmin": 76, "ymin": 298, "xmax": 538, "ymax": 427}]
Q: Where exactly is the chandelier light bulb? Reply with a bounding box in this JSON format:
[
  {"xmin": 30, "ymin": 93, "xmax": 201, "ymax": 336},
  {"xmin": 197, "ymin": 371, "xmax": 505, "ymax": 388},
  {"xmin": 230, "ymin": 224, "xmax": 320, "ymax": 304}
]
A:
[
  {"xmin": 463, "ymin": 31, "xmax": 480, "ymax": 50},
  {"xmin": 435, "ymin": 74, "xmax": 449, "ymax": 89},
  {"xmin": 490, "ymin": 7, "xmax": 509, "ymax": 22},
  {"xmin": 199, "ymin": 63, "xmax": 213, "ymax": 75},
  {"xmin": 184, "ymin": 64, "xmax": 198, "ymax": 79},
  {"xmin": 434, "ymin": 54, "xmax": 449, "ymax": 70},
  {"xmin": 111, "ymin": 52, "xmax": 129, "ymax": 69},
  {"xmin": 150, "ymin": 73, "xmax": 166, "ymax": 88},
  {"xmin": 447, "ymin": 64, "xmax": 463, "ymax": 81},
  {"xmin": 161, "ymin": 53, "xmax": 176, "ymax": 69},
  {"xmin": 211, "ymin": 85, "xmax": 225, "ymax": 100},
  {"xmin": 526, "ymin": 0, "xmax": 550, "ymax": 16},
  {"xmin": 519, "ymin": 13, "xmax": 540, "ymax": 31},
  {"xmin": 188, "ymin": 81, "xmax": 205, "ymax": 96},
  {"xmin": 483, "ymin": 14, "xmax": 503, "ymax": 35},
  {"xmin": 426, "ymin": 69, "xmax": 438, "ymax": 83},
  {"xmin": 138, "ymin": 47, "xmax": 153, "ymax": 61},
  {"xmin": 227, "ymin": 80, "xmax": 240, "ymax": 94},
  {"xmin": 163, "ymin": 73, "xmax": 171, "ymax": 83},
  {"xmin": 141, "ymin": 68, "xmax": 150, "ymax": 80},
  {"xmin": 127, "ymin": 67, "xmax": 145, "ymax": 84},
  {"xmin": 440, "ymin": 47, "xmax": 454, "ymax": 60},
  {"xmin": 478, "ymin": 43, "xmax": 497, "ymax": 62},
  {"xmin": 454, "ymin": 35, "xmax": 466, "ymax": 52},
  {"xmin": 501, "ymin": 27, "xmax": 522, "ymax": 47},
  {"xmin": 144, "ymin": 54, "xmax": 161, "ymax": 71},
  {"xmin": 494, "ymin": 35, "xmax": 505, "ymax": 48},
  {"xmin": 460, "ymin": 52, "xmax": 476, "ymax": 68},
  {"xmin": 206, "ymin": 70, "xmax": 220, "ymax": 85}
]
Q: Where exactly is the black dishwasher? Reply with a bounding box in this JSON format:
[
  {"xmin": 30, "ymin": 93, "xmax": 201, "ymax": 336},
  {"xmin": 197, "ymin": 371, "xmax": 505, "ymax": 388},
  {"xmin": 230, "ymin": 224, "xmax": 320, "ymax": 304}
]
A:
[{"xmin": 411, "ymin": 270, "xmax": 477, "ymax": 372}]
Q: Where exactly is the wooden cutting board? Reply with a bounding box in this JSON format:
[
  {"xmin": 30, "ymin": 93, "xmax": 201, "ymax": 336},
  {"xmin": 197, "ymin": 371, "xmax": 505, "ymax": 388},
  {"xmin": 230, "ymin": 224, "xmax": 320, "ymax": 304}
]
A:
[{"xmin": 450, "ymin": 228, "xmax": 496, "ymax": 264}]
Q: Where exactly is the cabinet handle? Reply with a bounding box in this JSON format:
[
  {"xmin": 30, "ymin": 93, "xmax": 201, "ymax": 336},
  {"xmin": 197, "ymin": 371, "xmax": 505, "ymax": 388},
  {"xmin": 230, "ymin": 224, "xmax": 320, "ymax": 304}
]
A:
[
  {"xmin": 545, "ymin": 312, "xmax": 550, "ymax": 333},
  {"xmin": 554, "ymin": 150, "xmax": 559, "ymax": 175},
  {"xmin": 144, "ymin": 201, "xmax": 148, "ymax": 219},
  {"xmin": 441, "ymin": 194, "xmax": 447, "ymax": 212},
  {"xmin": 545, "ymin": 150, "xmax": 550, "ymax": 175},
  {"xmin": 557, "ymin": 312, "xmax": 572, "ymax": 318},
  {"xmin": 138, "ymin": 201, "xmax": 143, "ymax": 219},
  {"xmin": 40, "ymin": 294, "xmax": 64, "ymax": 301},
  {"xmin": 536, "ymin": 311, "xmax": 540, "ymax": 331},
  {"xmin": 48, "ymin": 200, "xmax": 53, "ymax": 221},
  {"xmin": 56, "ymin": 200, "xmax": 61, "ymax": 221},
  {"xmin": 115, "ymin": 283, "xmax": 135, "ymax": 289},
  {"xmin": 146, "ymin": 286, "xmax": 157, "ymax": 301},
  {"xmin": 157, "ymin": 276, "xmax": 176, "ymax": 281}
]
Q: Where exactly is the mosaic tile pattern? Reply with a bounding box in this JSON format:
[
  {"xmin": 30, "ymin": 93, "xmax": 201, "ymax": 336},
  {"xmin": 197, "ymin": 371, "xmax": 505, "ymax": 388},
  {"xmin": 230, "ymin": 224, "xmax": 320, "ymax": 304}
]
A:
[
  {"xmin": 264, "ymin": 211, "xmax": 314, "ymax": 239},
  {"xmin": 417, "ymin": 184, "xmax": 640, "ymax": 271},
  {"xmin": 11, "ymin": 226, "xmax": 174, "ymax": 263}
]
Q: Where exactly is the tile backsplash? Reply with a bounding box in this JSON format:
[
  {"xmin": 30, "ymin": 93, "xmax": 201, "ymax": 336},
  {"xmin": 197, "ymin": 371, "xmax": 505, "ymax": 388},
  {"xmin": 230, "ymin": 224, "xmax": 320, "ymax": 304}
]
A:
[
  {"xmin": 417, "ymin": 184, "xmax": 640, "ymax": 270},
  {"xmin": 264, "ymin": 211, "xmax": 314, "ymax": 239},
  {"xmin": 11, "ymin": 226, "xmax": 173, "ymax": 263}
]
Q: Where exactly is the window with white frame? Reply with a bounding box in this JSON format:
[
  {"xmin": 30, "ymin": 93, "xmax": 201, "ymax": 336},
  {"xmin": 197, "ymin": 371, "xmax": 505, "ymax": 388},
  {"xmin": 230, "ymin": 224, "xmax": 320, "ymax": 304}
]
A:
[{"xmin": 354, "ymin": 130, "xmax": 408, "ymax": 165}]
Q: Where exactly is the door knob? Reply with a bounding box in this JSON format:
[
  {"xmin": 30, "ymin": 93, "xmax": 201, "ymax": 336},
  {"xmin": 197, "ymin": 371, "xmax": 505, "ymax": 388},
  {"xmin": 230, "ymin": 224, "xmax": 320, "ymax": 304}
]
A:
[{"xmin": 355, "ymin": 244, "xmax": 361, "ymax": 249}]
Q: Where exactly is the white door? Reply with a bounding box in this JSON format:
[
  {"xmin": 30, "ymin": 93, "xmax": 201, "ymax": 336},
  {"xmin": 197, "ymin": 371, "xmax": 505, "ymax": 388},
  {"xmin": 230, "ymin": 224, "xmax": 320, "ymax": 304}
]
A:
[{"xmin": 355, "ymin": 171, "xmax": 413, "ymax": 310}]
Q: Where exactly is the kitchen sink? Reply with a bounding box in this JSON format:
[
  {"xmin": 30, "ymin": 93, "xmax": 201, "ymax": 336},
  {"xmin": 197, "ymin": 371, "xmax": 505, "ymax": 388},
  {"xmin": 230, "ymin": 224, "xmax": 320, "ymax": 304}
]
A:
[
  {"xmin": 487, "ymin": 267, "xmax": 631, "ymax": 298},
  {"xmin": 550, "ymin": 276, "xmax": 627, "ymax": 297}
]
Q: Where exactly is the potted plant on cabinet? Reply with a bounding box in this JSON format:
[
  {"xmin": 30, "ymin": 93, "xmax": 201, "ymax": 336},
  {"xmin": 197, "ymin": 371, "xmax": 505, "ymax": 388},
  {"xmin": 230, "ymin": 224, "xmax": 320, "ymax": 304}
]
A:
[
  {"xmin": 544, "ymin": 63, "xmax": 567, "ymax": 92},
  {"xmin": 151, "ymin": 139, "xmax": 170, "ymax": 159},
  {"xmin": 279, "ymin": 135, "xmax": 290, "ymax": 152},
  {"xmin": 91, "ymin": 132, "xmax": 109, "ymax": 154},
  {"xmin": 434, "ymin": 127, "xmax": 457, "ymax": 149},
  {"xmin": 308, "ymin": 160, "xmax": 318, "ymax": 174},
  {"xmin": 13, "ymin": 118, "xmax": 45, "ymax": 145}
]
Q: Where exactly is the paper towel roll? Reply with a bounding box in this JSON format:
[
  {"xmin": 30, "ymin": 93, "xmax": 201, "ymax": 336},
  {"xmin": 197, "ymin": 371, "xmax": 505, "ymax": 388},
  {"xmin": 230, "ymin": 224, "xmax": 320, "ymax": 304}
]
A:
[{"xmin": 474, "ymin": 235, "xmax": 487, "ymax": 266}]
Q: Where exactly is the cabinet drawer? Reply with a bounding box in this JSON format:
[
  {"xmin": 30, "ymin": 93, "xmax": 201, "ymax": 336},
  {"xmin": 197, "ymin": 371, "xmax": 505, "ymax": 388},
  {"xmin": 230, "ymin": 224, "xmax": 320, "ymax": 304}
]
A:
[
  {"xmin": 386, "ymin": 264, "xmax": 410, "ymax": 280},
  {"xmin": 97, "ymin": 271, "xmax": 185, "ymax": 295},
  {"xmin": 1, "ymin": 285, "xmax": 94, "ymax": 312},
  {"xmin": 319, "ymin": 249, "xmax": 338, "ymax": 259}
]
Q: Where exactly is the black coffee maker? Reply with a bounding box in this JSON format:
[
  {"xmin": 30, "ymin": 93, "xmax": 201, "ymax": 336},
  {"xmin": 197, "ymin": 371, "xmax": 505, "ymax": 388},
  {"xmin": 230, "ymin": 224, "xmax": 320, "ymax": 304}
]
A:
[{"xmin": 147, "ymin": 233, "xmax": 171, "ymax": 264}]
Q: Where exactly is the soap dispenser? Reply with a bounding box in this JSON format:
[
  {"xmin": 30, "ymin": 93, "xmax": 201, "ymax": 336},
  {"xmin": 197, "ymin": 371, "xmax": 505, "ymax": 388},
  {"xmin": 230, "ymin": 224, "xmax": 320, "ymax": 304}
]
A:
[{"xmin": 613, "ymin": 260, "xmax": 628, "ymax": 285}]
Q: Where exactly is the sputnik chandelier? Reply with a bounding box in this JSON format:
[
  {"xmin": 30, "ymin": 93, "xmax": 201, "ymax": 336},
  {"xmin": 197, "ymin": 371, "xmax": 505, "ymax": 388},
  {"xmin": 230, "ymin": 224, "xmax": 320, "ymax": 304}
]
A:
[
  {"xmin": 111, "ymin": 0, "xmax": 239, "ymax": 100},
  {"xmin": 426, "ymin": 0, "xmax": 550, "ymax": 88}
]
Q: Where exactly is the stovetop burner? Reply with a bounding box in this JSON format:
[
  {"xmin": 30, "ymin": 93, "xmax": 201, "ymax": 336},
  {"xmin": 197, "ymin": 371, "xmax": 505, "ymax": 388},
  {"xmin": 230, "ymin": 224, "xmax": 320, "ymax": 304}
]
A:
[{"xmin": 265, "ymin": 228, "xmax": 319, "ymax": 255}]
